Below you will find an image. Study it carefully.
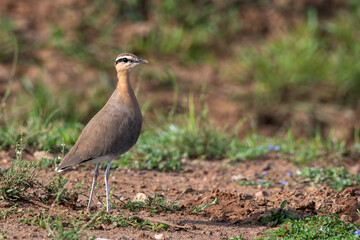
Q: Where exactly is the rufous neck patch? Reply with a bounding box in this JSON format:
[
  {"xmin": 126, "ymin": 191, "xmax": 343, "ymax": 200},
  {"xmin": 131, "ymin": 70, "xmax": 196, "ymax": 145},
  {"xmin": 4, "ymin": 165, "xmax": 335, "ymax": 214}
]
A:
[{"xmin": 116, "ymin": 72, "xmax": 134, "ymax": 106}]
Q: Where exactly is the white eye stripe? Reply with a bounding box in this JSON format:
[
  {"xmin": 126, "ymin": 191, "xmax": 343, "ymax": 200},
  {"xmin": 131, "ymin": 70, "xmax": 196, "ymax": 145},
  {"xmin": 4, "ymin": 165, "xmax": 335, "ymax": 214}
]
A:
[{"xmin": 115, "ymin": 56, "xmax": 136, "ymax": 64}]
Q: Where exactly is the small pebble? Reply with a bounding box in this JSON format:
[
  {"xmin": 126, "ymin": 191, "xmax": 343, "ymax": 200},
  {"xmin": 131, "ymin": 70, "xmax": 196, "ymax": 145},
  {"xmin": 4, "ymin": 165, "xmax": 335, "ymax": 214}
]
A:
[
  {"xmin": 132, "ymin": 193, "xmax": 149, "ymax": 202},
  {"xmin": 255, "ymin": 191, "xmax": 269, "ymax": 198},
  {"xmin": 231, "ymin": 174, "xmax": 245, "ymax": 181},
  {"xmin": 30, "ymin": 233, "xmax": 38, "ymax": 238},
  {"xmin": 154, "ymin": 233, "xmax": 164, "ymax": 239},
  {"xmin": 116, "ymin": 237, "xmax": 128, "ymax": 240}
]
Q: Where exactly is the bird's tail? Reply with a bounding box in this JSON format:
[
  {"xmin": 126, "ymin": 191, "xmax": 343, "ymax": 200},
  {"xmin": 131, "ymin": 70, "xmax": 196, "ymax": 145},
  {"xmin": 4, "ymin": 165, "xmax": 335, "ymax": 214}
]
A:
[{"xmin": 55, "ymin": 158, "xmax": 72, "ymax": 172}]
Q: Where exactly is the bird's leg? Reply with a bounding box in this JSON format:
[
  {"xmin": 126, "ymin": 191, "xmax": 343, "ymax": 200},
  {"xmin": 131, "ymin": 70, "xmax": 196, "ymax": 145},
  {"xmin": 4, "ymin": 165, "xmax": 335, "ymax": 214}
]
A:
[
  {"xmin": 104, "ymin": 160, "xmax": 112, "ymax": 213},
  {"xmin": 87, "ymin": 163, "xmax": 100, "ymax": 213}
]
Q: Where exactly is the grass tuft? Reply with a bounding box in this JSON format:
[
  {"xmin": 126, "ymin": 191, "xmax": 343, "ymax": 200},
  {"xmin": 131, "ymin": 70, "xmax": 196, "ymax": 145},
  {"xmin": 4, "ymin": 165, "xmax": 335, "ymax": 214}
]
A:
[
  {"xmin": 296, "ymin": 166, "xmax": 360, "ymax": 191},
  {"xmin": 123, "ymin": 193, "xmax": 180, "ymax": 213},
  {"xmin": 0, "ymin": 141, "xmax": 36, "ymax": 200},
  {"xmin": 258, "ymin": 214, "xmax": 360, "ymax": 239}
]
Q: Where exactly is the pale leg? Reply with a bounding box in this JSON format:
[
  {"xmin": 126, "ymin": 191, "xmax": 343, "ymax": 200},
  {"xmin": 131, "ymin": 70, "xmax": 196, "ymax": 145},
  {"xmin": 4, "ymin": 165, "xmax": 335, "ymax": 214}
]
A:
[
  {"xmin": 104, "ymin": 160, "xmax": 112, "ymax": 213},
  {"xmin": 87, "ymin": 163, "xmax": 99, "ymax": 213}
]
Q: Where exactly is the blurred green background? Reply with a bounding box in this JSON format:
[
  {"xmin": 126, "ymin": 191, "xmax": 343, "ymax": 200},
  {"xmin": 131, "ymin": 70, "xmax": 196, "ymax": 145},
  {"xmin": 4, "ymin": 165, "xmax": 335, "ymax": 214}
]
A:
[{"xmin": 0, "ymin": 0, "xmax": 360, "ymax": 153}]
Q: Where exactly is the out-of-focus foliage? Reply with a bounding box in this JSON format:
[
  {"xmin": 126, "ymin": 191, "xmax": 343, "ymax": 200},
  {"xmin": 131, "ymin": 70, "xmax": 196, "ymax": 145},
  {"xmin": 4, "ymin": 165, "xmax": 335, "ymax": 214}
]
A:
[{"xmin": 0, "ymin": 0, "xmax": 360, "ymax": 151}]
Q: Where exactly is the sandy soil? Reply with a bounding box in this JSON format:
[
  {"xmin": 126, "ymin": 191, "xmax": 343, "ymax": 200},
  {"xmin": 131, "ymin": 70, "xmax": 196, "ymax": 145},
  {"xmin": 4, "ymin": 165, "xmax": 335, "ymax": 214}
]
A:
[{"xmin": 1, "ymin": 156, "xmax": 359, "ymax": 239}]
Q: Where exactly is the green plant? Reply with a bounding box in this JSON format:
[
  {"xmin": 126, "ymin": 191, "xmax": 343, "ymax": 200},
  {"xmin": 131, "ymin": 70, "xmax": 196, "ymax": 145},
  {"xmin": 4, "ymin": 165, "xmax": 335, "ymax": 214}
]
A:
[
  {"xmin": 37, "ymin": 155, "xmax": 62, "ymax": 169},
  {"xmin": 258, "ymin": 214, "xmax": 360, "ymax": 239},
  {"xmin": 296, "ymin": 166, "xmax": 360, "ymax": 191},
  {"xmin": 229, "ymin": 235, "xmax": 243, "ymax": 240},
  {"xmin": 123, "ymin": 193, "xmax": 180, "ymax": 213},
  {"xmin": 83, "ymin": 211, "xmax": 170, "ymax": 232},
  {"xmin": 260, "ymin": 200, "xmax": 296, "ymax": 225},
  {"xmin": 237, "ymin": 180, "xmax": 271, "ymax": 188},
  {"xmin": 38, "ymin": 173, "xmax": 78, "ymax": 205},
  {"xmin": 0, "ymin": 141, "xmax": 36, "ymax": 200},
  {"xmin": 44, "ymin": 214, "xmax": 84, "ymax": 240},
  {"xmin": 0, "ymin": 203, "xmax": 17, "ymax": 220},
  {"xmin": 191, "ymin": 197, "xmax": 218, "ymax": 214}
]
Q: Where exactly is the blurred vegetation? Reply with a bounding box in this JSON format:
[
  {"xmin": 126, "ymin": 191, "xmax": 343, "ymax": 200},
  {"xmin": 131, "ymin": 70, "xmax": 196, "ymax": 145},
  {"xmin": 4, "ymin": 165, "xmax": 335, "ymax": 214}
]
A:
[
  {"xmin": 0, "ymin": 0, "xmax": 359, "ymax": 157},
  {"xmin": 240, "ymin": 3, "xmax": 360, "ymax": 111}
]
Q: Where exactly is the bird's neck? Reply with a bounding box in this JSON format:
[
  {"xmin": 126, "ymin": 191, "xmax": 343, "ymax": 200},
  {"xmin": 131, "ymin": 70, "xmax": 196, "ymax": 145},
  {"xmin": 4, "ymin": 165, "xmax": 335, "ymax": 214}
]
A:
[{"xmin": 116, "ymin": 71, "xmax": 136, "ymax": 105}]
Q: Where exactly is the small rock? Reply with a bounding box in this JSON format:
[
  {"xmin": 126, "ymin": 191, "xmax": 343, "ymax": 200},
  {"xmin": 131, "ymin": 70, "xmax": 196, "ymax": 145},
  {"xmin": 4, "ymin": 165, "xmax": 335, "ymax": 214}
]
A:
[
  {"xmin": 262, "ymin": 164, "xmax": 271, "ymax": 171},
  {"xmin": 116, "ymin": 237, "xmax": 128, "ymax": 240},
  {"xmin": 231, "ymin": 174, "xmax": 245, "ymax": 182},
  {"xmin": 133, "ymin": 193, "xmax": 149, "ymax": 202},
  {"xmin": 154, "ymin": 233, "xmax": 164, "ymax": 239},
  {"xmin": 205, "ymin": 231, "xmax": 213, "ymax": 236},
  {"xmin": 256, "ymin": 198, "xmax": 268, "ymax": 206},
  {"xmin": 95, "ymin": 238, "xmax": 110, "ymax": 240},
  {"xmin": 340, "ymin": 214, "xmax": 352, "ymax": 223},
  {"xmin": 255, "ymin": 191, "xmax": 269, "ymax": 198},
  {"xmin": 33, "ymin": 151, "xmax": 47, "ymax": 160},
  {"xmin": 30, "ymin": 233, "xmax": 38, "ymax": 238}
]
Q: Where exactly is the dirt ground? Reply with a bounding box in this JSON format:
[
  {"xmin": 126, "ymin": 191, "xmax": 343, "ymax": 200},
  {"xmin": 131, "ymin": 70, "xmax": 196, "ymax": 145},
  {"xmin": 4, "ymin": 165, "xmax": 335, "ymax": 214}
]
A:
[{"xmin": 1, "ymin": 154, "xmax": 360, "ymax": 240}]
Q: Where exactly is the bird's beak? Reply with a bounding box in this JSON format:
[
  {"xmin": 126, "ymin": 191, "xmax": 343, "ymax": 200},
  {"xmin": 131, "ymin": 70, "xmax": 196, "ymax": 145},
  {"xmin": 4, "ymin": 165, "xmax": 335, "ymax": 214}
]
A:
[{"xmin": 137, "ymin": 58, "xmax": 149, "ymax": 64}]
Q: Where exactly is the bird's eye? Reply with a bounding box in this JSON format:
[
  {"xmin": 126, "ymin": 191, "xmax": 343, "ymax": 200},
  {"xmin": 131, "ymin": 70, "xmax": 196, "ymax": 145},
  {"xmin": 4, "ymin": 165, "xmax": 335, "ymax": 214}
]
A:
[{"xmin": 123, "ymin": 58, "xmax": 128, "ymax": 63}]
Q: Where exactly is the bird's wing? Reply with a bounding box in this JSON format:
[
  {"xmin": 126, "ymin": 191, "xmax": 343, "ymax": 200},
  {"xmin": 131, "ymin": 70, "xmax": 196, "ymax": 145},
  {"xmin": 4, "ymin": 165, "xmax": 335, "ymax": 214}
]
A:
[{"xmin": 57, "ymin": 103, "xmax": 141, "ymax": 171}]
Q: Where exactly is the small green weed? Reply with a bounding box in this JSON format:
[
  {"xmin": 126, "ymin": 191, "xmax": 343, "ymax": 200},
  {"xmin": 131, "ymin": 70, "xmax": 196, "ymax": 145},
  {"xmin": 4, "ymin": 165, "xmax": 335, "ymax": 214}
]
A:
[
  {"xmin": 128, "ymin": 216, "xmax": 170, "ymax": 231},
  {"xmin": 20, "ymin": 211, "xmax": 86, "ymax": 240},
  {"xmin": 237, "ymin": 180, "xmax": 272, "ymax": 188},
  {"xmin": 85, "ymin": 211, "xmax": 169, "ymax": 231},
  {"xmin": 37, "ymin": 155, "xmax": 62, "ymax": 169},
  {"xmin": 191, "ymin": 197, "xmax": 219, "ymax": 214},
  {"xmin": 45, "ymin": 214, "xmax": 85, "ymax": 240},
  {"xmin": 0, "ymin": 203, "xmax": 17, "ymax": 220},
  {"xmin": 0, "ymin": 142, "xmax": 36, "ymax": 200},
  {"xmin": 258, "ymin": 214, "xmax": 360, "ymax": 239},
  {"xmin": 123, "ymin": 193, "xmax": 180, "ymax": 213},
  {"xmin": 0, "ymin": 229, "xmax": 7, "ymax": 239},
  {"xmin": 19, "ymin": 210, "xmax": 48, "ymax": 229},
  {"xmin": 229, "ymin": 235, "xmax": 243, "ymax": 240},
  {"xmin": 296, "ymin": 166, "xmax": 360, "ymax": 191},
  {"xmin": 38, "ymin": 174, "xmax": 78, "ymax": 205},
  {"xmin": 260, "ymin": 200, "xmax": 296, "ymax": 225}
]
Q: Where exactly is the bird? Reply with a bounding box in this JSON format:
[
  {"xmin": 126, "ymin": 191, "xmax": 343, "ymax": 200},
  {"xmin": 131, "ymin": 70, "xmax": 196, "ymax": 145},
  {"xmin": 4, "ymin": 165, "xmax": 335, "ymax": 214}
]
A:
[{"xmin": 55, "ymin": 53, "xmax": 148, "ymax": 213}]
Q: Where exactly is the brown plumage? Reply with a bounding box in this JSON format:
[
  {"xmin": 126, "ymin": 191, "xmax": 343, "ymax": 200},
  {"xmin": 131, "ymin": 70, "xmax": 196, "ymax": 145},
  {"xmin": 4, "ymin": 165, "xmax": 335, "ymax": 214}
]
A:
[{"xmin": 56, "ymin": 53, "xmax": 148, "ymax": 213}]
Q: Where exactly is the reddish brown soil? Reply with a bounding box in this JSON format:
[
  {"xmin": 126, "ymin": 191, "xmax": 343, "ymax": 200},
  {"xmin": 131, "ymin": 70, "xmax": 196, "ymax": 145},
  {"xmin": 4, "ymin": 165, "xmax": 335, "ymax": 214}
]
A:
[{"xmin": 1, "ymin": 155, "xmax": 360, "ymax": 239}]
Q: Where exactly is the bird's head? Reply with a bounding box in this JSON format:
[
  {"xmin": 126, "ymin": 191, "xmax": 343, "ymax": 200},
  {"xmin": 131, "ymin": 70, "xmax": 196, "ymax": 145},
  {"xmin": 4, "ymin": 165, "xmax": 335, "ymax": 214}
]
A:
[{"xmin": 115, "ymin": 53, "xmax": 149, "ymax": 73}]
